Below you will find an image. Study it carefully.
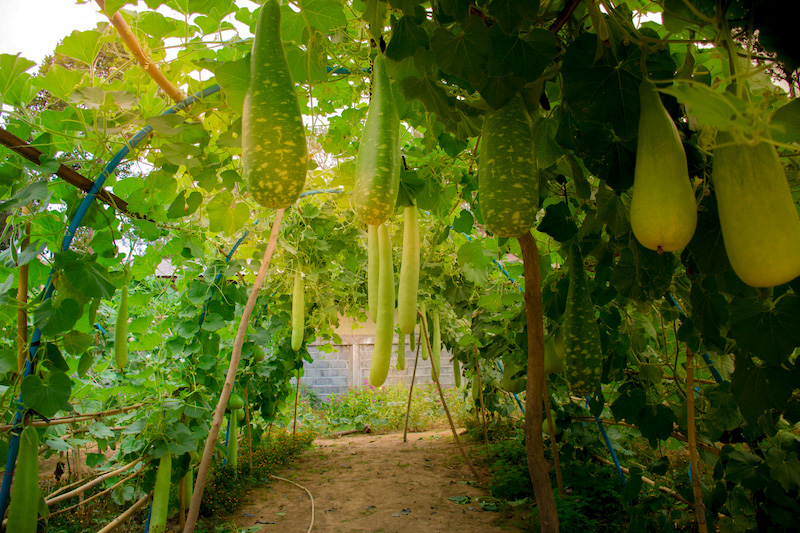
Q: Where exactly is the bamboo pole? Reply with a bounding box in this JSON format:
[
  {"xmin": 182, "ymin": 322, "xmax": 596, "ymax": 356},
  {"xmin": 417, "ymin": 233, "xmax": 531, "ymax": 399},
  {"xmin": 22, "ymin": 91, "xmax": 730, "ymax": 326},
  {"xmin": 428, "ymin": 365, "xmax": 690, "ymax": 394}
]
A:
[
  {"xmin": 687, "ymin": 348, "xmax": 708, "ymax": 533},
  {"xmin": 183, "ymin": 209, "xmax": 285, "ymax": 533},
  {"xmin": 593, "ymin": 455, "xmax": 692, "ymax": 505},
  {"xmin": 518, "ymin": 231, "xmax": 558, "ymax": 532},
  {"xmin": 42, "ymin": 470, "xmax": 138, "ymax": 520},
  {"xmin": 543, "ymin": 382, "xmax": 564, "ymax": 497},
  {"xmin": 94, "ymin": 0, "xmax": 183, "ymax": 102},
  {"xmin": 0, "ymin": 403, "xmax": 146, "ymax": 432},
  {"xmin": 419, "ymin": 310, "xmax": 481, "ymax": 481},
  {"xmin": 96, "ymin": 493, "xmax": 152, "ymax": 533},
  {"xmin": 45, "ymin": 457, "xmax": 142, "ymax": 506},
  {"xmin": 402, "ymin": 330, "xmax": 423, "ymax": 443}
]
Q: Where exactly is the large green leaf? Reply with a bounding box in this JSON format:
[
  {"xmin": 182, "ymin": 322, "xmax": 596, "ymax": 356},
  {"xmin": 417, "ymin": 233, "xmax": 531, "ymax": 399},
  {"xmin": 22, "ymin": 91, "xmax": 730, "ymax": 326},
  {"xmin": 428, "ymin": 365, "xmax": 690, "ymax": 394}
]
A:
[
  {"xmin": 0, "ymin": 53, "xmax": 36, "ymax": 106},
  {"xmin": 21, "ymin": 372, "xmax": 72, "ymax": 418},
  {"xmin": 729, "ymin": 295, "xmax": 800, "ymax": 365},
  {"xmin": 730, "ymin": 355, "xmax": 798, "ymax": 429},
  {"xmin": 429, "ymin": 18, "xmax": 491, "ymax": 86}
]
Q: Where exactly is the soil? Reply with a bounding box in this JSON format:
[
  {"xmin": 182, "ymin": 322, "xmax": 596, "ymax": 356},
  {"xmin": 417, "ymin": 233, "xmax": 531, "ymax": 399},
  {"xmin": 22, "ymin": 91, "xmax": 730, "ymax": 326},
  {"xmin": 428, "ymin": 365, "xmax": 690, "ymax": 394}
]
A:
[{"xmin": 232, "ymin": 428, "xmax": 522, "ymax": 533}]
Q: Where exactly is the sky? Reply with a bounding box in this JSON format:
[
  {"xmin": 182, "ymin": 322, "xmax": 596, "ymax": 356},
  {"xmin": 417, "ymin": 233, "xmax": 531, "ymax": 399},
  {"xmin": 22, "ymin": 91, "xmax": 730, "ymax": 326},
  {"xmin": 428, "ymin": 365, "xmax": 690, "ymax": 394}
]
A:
[{"xmin": 0, "ymin": 1, "xmax": 108, "ymax": 65}]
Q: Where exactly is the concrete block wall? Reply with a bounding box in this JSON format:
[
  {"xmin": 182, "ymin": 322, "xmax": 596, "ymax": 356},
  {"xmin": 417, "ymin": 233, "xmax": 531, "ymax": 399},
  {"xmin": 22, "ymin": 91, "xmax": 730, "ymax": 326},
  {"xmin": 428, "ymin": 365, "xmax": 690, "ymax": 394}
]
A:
[{"xmin": 302, "ymin": 333, "xmax": 457, "ymax": 402}]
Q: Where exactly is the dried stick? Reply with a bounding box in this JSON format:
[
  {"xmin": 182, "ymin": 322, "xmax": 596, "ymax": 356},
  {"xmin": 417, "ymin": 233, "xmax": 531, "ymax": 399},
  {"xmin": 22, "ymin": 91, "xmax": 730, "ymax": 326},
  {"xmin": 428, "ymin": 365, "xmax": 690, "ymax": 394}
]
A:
[
  {"xmin": 16, "ymin": 211, "xmax": 30, "ymax": 373},
  {"xmin": 45, "ymin": 457, "xmax": 142, "ymax": 506},
  {"xmin": 419, "ymin": 310, "xmax": 481, "ymax": 481},
  {"xmin": 543, "ymin": 382, "xmax": 564, "ymax": 497},
  {"xmin": 687, "ymin": 348, "xmax": 708, "ymax": 533},
  {"xmin": 96, "ymin": 492, "xmax": 152, "ymax": 533},
  {"xmin": 94, "ymin": 0, "xmax": 183, "ymax": 102},
  {"xmin": 518, "ymin": 231, "xmax": 558, "ymax": 532},
  {"xmin": 473, "ymin": 345, "xmax": 489, "ymax": 447},
  {"xmin": 183, "ymin": 209, "xmax": 285, "ymax": 533},
  {"xmin": 402, "ymin": 329, "xmax": 423, "ymax": 443}
]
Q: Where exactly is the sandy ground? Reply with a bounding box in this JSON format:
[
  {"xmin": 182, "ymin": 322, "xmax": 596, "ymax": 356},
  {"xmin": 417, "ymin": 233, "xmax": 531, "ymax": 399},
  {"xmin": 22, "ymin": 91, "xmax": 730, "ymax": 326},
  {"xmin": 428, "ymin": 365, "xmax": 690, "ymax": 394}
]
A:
[{"xmin": 232, "ymin": 428, "xmax": 521, "ymax": 532}]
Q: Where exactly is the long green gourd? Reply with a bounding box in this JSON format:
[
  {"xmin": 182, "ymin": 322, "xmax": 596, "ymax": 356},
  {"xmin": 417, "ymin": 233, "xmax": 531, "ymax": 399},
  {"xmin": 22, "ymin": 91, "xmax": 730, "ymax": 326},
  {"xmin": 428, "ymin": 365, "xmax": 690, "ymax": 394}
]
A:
[
  {"xmin": 397, "ymin": 205, "xmax": 420, "ymax": 335},
  {"xmin": 397, "ymin": 332, "xmax": 406, "ymax": 370},
  {"xmin": 478, "ymin": 94, "xmax": 538, "ymax": 238},
  {"xmin": 354, "ymin": 53, "xmax": 401, "ymax": 225},
  {"xmin": 6, "ymin": 425, "xmax": 39, "ymax": 533},
  {"xmin": 291, "ymin": 268, "xmax": 304, "ymax": 352},
  {"xmin": 418, "ymin": 302, "xmax": 429, "ymax": 361},
  {"xmin": 367, "ymin": 224, "xmax": 378, "ymax": 322},
  {"xmin": 242, "ymin": 0, "xmax": 307, "ymax": 209},
  {"xmin": 370, "ymin": 224, "xmax": 394, "ymax": 386},
  {"xmin": 563, "ymin": 243, "xmax": 602, "ymax": 397},
  {"xmin": 150, "ymin": 452, "xmax": 172, "ymax": 533}
]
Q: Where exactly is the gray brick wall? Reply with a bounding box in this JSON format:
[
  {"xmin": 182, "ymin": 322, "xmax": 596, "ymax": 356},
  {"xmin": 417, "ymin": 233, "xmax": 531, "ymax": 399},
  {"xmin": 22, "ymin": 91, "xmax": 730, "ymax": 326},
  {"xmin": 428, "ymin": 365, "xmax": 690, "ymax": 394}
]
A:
[{"xmin": 302, "ymin": 335, "xmax": 458, "ymax": 402}]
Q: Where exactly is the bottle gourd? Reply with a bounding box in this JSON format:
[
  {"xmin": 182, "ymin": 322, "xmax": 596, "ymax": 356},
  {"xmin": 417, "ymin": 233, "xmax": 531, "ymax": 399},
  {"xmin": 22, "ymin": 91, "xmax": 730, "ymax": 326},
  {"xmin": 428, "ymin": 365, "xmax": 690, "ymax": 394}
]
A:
[
  {"xmin": 369, "ymin": 224, "xmax": 395, "ymax": 386},
  {"xmin": 630, "ymin": 81, "xmax": 697, "ymax": 253},
  {"xmin": 242, "ymin": 0, "xmax": 307, "ymax": 209}
]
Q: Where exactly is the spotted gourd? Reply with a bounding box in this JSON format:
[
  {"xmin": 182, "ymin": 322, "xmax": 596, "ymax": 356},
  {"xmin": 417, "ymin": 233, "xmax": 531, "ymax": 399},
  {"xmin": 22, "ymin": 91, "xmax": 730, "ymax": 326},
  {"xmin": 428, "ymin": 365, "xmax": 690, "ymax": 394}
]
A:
[
  {"xmin": 6, "ymin": 425, "xmax": 39, "ymax": 533},
  {"xmin": 478, "ymin": 94, "xmax": 538, "ymax": 238},
  {"xmin": 242, "ymin": 0, "xmax": 307, "ymax": 209},
  {"xmin": 354, "ymin": 53, "xmax": 400, "ymax": 225},
  {"xmin": 563, "ymin": 243, "xmax": 602, "ymax": 397}
]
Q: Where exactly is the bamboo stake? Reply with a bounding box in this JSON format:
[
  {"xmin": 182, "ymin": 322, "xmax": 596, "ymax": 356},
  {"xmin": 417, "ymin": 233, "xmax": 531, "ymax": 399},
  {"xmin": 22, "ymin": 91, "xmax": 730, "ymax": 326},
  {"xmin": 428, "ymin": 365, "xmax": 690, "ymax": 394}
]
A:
[
  {"xmin": 183, "ymin": 209, "xmax": 285, "ymax": 533},
  {"xmin": 0, "ymin": 403, "xmax": 146, "ymax": 432},
  {"xmin": 402, "ymin": 330, "xmax": 423, "ymax": 443},
  {"xmin": 45, "ymin": 457, "xmax": 142, "ymax": 506},
  {"xmin": 593, "ymin": 455, "xmax": 692, "ymax": 505},
  {"xmin": 473, "ymin": 346, "xmax": 489, "ymax": 447},
  {"xmin": 419, "ymin": 310, "xmax": 481, "ymax": 481},
  {"xmin": 687, "ymin": 348, "xmax": 708, "ymax": 533},
  {"xmin": 96, "ymin": 492, "xmax": 152, "ymax": 533},
  {"xmin": 517, "ymin": 231, "xmax": 558, "ymax": 532},
  {"xmin": 41, "ymin": 470, "xmax": 138, "ymax": 520},
  {"xmin": 543, "ymin": 382, "xmax": 564, "ymax": 497},
  {"xmin": 94, "ymin": 0, "xmax": 183, "ymax": 102},
  {"xmin": 16, "ymin": 210, "xmax": 30, "ymax": 373}
]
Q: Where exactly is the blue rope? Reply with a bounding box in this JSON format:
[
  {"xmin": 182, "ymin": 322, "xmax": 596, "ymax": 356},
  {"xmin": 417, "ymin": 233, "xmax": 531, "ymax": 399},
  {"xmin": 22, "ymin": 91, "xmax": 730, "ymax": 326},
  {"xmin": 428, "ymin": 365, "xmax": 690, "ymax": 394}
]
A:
[
  {"xmin": 222, "ymin": 417, "xmax": 231, "ymax": 468},
  {"xmin": 0, "ymin": 84, "xmax": 221, "ymax": 519}
]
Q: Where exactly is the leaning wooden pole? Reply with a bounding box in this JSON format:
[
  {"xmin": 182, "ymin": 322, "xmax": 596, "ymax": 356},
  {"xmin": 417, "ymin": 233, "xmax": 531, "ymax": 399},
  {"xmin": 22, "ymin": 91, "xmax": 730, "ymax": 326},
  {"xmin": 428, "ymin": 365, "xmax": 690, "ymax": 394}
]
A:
[
  {"xmin": 402, "ymin": 330, "xmax": 423, "ymax": 443},
  {"xmin": 183, "ymin": 209, "xmax": 285, "ymax": 533},
  {"xmin": 292, "ymin": 365, "xmax": 301, "ymax": 439},
  {"xmin": 518, "ymin": 231, "xmax": 559, "ymax": 532},
  {"xmin": 419, "ymin": 310, "xmax": 481, "ymax": 481},
  {"xmin": 687, "ymin": 348, "xmax": 708, "ymax": 533},
  {"xmin": 473, "ymin": 345, "xmax": 489, "ymax": 447},
  {"xmin": 94, "ymin": 0, "xmax": 183, "ymax": 102}
]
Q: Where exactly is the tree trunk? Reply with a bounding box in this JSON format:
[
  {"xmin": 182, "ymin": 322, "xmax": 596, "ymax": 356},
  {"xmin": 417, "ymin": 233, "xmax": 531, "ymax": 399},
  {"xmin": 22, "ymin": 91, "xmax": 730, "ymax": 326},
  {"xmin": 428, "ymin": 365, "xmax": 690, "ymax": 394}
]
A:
[{"xmin": 518, "ymin": 231, "xmax": 559, "ymax": 532}]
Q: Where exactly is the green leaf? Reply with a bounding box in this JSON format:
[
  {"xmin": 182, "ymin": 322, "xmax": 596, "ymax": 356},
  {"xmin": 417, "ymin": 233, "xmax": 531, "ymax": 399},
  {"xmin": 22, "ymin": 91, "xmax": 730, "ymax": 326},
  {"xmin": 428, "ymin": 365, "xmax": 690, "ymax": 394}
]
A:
[
  {"xmin": 0, "ymin": 181, "xmax": 49, "ymax": 211},
  {"xmin": 88, "ymin": 421, "xmax": 116, "ymax": 439},
  {"xmin": 0, "ymin": 53, "xmax": 36, "ymax": 106},
  {"xmin": 34, "ymin": 65, "xmax": 85, "ymax": 102},
  {"xmin": 43, "ymin": 343, "xmax": 69, "ymax": 372},
  {"xmin": 610, "ymin": 386, "xmax": 646, "ymax": 422},
  {"xmin": 56, "ymin": 30, "xmax": 109, "ymax": 67},
  {"xmin": 594, "ymin": 186, "xmax": 630, "ymax": 238},
  {"xmin": 770, "ymin": 99, "xmax": 800, "ymax": 144},
  {"xmin": 687, "ymin": 206, "xmax": 732, "ymax": 276},
  {"xmin": 452, "ymin": 209, "xmax": 474, "ymax": 234},
  {"xmin": 660, "ymin": 82, "xmax": 751, "ymax": 131},
  {"xmin": 0, "ymin": 348, "xmax": 16, "ymax": 376},
  {"xmin": 300, "ymin": 0, "xmax": 347, "ymax": 32},
  {"xmin": 361, "ymin": 0, "xmax": 389, "ymax": 41},
  {"xmin": 146, "ymin": 115, "xmax": 186, "ymax": 135},
  {"xmin": 487, "ymin": 0, "xmax": 539, "ymax": 34},
  {"xmin": 638, "ymin": 403, "xmax": 677, "ymax": 448},
  {"xmin": 103, "ymin": 0, "xmax": 137, "ymax": 16},
  {"xmin": 430, "ymin": 18, "xmax": 491, "ymax": 85},
  {"xmin": 729, "ymin": 295, "xmax": 800, "ymax": 366},
  {"xmin": 532, "ymin": 115, "xmax": 561, "ymax": 169},
  {"xmin": 537, "ymin": 202, "xmax": 577, "ymax": 243},
  {"xmin": 215, "ymin": 57, "xmax": 249, "ymax": 115},
  {"xmin": 765, "ymin": 449, "xmax": 800, "ymax": 492},
  {"xmin": 206, "ymin": 191, "xmax": 250, "ymax": 235},
  {"xmin": 385, "ymin": 16, "xmax": 429, "ymax": 62},
  {"xmin": 34, "ymin": 298, "xmax": 81, "ymax": 336},
  {"xmin": 78, "ymin": 352, "xmax": 95, "ymax": 377},
  {"xmin": 731, "ymin": 355, "xmax": 797, "ymax": 428},
  {"xmin": 21, "ymin": 372, "xmax": 72, "ymax": 418}
]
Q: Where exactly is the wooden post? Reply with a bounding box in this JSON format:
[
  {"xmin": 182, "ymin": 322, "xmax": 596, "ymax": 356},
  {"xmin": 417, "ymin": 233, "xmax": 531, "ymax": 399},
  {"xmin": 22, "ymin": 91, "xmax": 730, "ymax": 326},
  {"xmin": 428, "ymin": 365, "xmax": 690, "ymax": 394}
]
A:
[
  {"xmin": 518, "ymin": 231, "xmax": 559, "ymax": 532},
  {"xmin": 402, "ymin": 331, "xmax": 422, "ymax": 443}
]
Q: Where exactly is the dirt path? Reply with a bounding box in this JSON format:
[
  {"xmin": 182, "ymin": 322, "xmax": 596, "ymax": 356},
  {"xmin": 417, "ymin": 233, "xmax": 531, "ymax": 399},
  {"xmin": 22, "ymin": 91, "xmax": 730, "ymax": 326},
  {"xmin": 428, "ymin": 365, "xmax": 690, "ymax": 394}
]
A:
[{"xmin": 233, "ymin": 428, "xmax": 519, "ymax": 532}]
